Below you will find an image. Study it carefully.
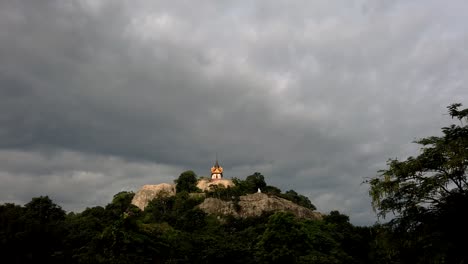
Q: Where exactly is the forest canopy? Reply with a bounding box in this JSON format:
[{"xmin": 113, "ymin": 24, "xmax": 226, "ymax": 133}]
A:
[{"xmin": 367, "ymin": 103, "xmax": 468, "ymax": 263}]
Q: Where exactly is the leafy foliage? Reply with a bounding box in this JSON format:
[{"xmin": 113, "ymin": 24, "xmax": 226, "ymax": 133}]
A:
[
  {"xmin": 369, "ymin": 104, "xmax": 468, "ymax": 219},
  {"xmin": 226, "ymin": 173, "xmax": 318, "ymax": 210},
  {"xmin": 0, "ymin": 196, "xmax": 67, "ymax": 263},
  {"xmin": 0, "ymin": 178, "xmax": 371, "ymax": 263},
  {"xmin": 175, "ymin": 170, "xmax": 201, "ymax": 193},
  {"xmin": 231, "ymin": 172, "xmax": 267, "ymax": 194},
  {"xmin": 367, "ymin": 103, "xmax": 468, "ymax": 263},
  {"xmin": 279, "ymin": 190, "xmax": 317, "ymax": 210}
]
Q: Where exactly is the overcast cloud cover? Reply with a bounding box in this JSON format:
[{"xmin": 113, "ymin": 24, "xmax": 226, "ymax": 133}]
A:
[{"xmin": 1, "ymin": 0, "xmax": 467, "ymax": 225}]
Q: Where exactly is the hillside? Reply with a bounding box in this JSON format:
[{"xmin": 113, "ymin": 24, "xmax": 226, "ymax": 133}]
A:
[
  {"xmin": 198, "ymin": 192, "xmax": 322, "ymax": 220},
  {"xmin": 0, "ymin": 171, "xmax": 373, "ymax": 264},
  {"xmin": 131, "ymin": 171, "xmax": 321, "ymax": 220}
]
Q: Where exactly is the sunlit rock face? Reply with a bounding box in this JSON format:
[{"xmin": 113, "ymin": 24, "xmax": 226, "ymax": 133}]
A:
[
  {"xmin": 196, "ymin": 178, "xmax": 234, "ymax": 192},
  {"xmin": 131, "ymin": 183, "xmax": 176, "ymax": 210},
  {"xmin": 198, "ymin": 193, "xmax": 323, "ymax": 220},
  {"xmin": 132, "ymin": 181, "xmax": 321, "ymax": 221},
  {"xmin": 131, "ymin": 179, "xmax": 234, "ymax": 210}
]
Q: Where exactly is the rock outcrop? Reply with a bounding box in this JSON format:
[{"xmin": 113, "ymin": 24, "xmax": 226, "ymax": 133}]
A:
[
  {"xmin": 132, "ymin": 182, "xmax": 322, "ymax": 221},
  {"xmin": 196, "ymin": 178, "xmax": 234, "ymax": 192},
  {"xmin": 132, "ymin": 179, "xmax": 235, "ymax": 210},
  {"xmin": 131, "ymin": 183, "xmax": 176, "ymax": 210},
  {"xmin": 198, "ymin": 193, "xmax": 322, "ymax": 220}
]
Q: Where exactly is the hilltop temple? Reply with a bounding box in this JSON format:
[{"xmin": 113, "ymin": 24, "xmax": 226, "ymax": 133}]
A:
[{"xmin": 210, "ymin": 159, "xmax": 223, "ymax": 180}]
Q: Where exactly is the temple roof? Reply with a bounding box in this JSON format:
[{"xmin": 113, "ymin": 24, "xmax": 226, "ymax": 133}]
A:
[{"xmin": 211, "ymin": 159, "xmax": 223, "ymax": 174}]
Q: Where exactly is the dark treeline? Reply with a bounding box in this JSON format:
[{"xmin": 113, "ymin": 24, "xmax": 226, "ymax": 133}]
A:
[
  {"xmin": 0, "ymin": 189, "xmax": 374, "ymax": 264},
  {"xmin": 1, "ymin": 104, "xmax": 467, "ymax": 264}
]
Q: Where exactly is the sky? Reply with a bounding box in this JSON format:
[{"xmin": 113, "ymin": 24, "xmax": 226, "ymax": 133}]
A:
[{"xmin": 1, "ymin": 0, "xmax": 467, "ymax": 225}]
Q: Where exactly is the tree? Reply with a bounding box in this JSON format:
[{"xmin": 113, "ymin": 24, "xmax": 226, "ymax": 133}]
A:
[
  {"xmin": 245, "ymin": 172, "xmax": 267, "ymax": 192},
  {"xmin": 230, "ymin": 173, "xmax": 267, "ymax": 195},
  {"xmin": 323, "ymin": 211, "xmax": 370, "ymax": 264},
  {"xmin": 145, "ymin": 195, "xmax": 176, "ymax": 222},
  {"xmin": 22, "ymin": 196, "xmax": 67, "ymax": 263},
  {"xmin": 255, "ymin": 212, "xmax": 309, "ymax": 263},
  {"xmin": 255, "ymin": 212, "xmax": 350, "ymax": 264},
  {"xmin": 367, "ymin": 103, "xmax": 468, "ymax": 263},
  {"xmin": 63, "ymin": 206, "xmax": 110, "ymax": 263},
  {"xmin": 106, "ymin": 191, "xmax": 136, "ymax": 218},
  {"xmin": 174, "ymin": 170, "xmax": 200, "ymax": 193},
  {"xmin": 24, "ymin": 196, "xmax": 66, "ymax": 225},
  {"xmin": 281, "ymin": 190, "xmax": 317, "ymax": 210},
  {"xmin": 263, "ymin": 185, "xmax": 282, "ymax": 195},
  {"xmin": 0, "ymin": 203, "xmax": 26, "ymax": 263}
]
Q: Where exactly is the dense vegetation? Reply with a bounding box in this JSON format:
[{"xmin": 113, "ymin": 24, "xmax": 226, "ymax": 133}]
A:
[
  {"xmin": 203, "ymin": 171, "xmax": 316, "ymax": 210},
  {"xmin": 0, "ymin": 104, "xmax": 466, "ymax": 263},
  {"xmin": 0, "ymin": 169, "xmax": 372, "ymax": 264},
  {"xmin": 367, "ymin": 103, "xmax": 468, "ymax": 263}
]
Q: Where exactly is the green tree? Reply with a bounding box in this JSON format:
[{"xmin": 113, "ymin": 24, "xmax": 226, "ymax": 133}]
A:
[
  {"xmin": 0, "ymin": 203, "xmax": 26, "ymax": 263},
  {"xmin": 24, "ymin": 196, "xmax": 66, "ymax": 225},
  {"xmin": 255, "ymin": 212, "xmax": 309, "ymax": 263},
  {"xmin": 367, "ymin": 103, "xmax": 468, "ymax": 263},
  {"xmin": 63, "ymin": 206, "xmax": 109, "ymax": 263},
  {"xmin": 281, "ymin": 190, "xmax": 317, "ymax": 210},
  {"xmin": 323, "ymin": 211, "xmax": 371, "ymax": 264},
  {"xmin": 22, "ymin": 196, "xmax": 67, "ymax": 263},
  {"xmin": 145, "ymin": 195, "xmax": 176, "ymax": 222},
  {"xmin": 232, "ymin": 173, "xmax": 267, "ymax": 195},
  {"xmin": 263, "ymin": 185, "xmax": 282, "ymax": 195},
  {"xmin": 105, "ymin": 191, "xmax": 137, "ymax": 219},
  {"xmin": 175, "ymin": 170, "xmax": 200, "ymax": 193},
  {"xmin": 255, "ymin": 212, "xmax": 349, "ymax": 264},
  {"xmin": 99, "ymin": 216, "xmax": 160, "ymax": 263},
  {"xmin": 245, "ymin": 172, "xmax": 267, "ymax": 193}
]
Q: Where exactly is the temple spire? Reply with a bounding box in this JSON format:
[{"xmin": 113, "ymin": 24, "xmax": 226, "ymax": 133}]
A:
[
  {"xmin": 211, "ymin": 155, "xmax": 223, "ymax": 180},
  {"xmin": 215, "ymin": 152, "xmax": 219, "ymax": 167}
]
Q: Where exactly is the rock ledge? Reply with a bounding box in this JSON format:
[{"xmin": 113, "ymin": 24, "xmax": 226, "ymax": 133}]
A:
[{"xmin": 198, "ymin": 193, "xmax": 322, "ymax": 220}]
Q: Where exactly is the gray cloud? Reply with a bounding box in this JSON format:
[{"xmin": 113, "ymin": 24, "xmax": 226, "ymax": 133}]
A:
[{"xmin": 1, "ymin": 0, "xmax": 467, "ymax": 225}]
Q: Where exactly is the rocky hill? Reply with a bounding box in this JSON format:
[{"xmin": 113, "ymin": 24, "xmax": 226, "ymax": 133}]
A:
[
  {"xmin": 196, "ymin": 178, "xmax": 234, "ymax": 191},
  {"xmin": 131, "ymin": 180, "xmax": 322, "ymax": 220},
  {"xmin": 131, "ymin": 183, "xmax": 175, "ymax": 210},
  {"xmin": 198, "ymin": 192, "xmax": 322, "ymax": 220},
  {"xmin": 131, "ymin": 179, "xmax": 235, "ymax": 210}
]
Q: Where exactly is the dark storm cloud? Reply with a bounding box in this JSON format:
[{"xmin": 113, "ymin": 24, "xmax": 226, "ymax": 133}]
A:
[{"xmin": 1, "ymin": 0, "xmax": 467, "ymax": 224}]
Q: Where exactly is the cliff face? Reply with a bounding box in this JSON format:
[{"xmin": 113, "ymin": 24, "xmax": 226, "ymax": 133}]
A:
[
  {"xmin": 198, "ymin": 193, "xmax": 322, "ymax": 220},
  {"xmin": 132, "ymin": 179, "xmax": 235, "ymax": 210},
  {"xmin": 196, "ymin": 178, "xmax": 234, "ymax": 191},
  {"xmin": 131, "ymin": 183, "xmax": 175, "ymax": 210},
  {"xmin": 132, "ymin": 182, "xmax": 322, "ymax": 221}
]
